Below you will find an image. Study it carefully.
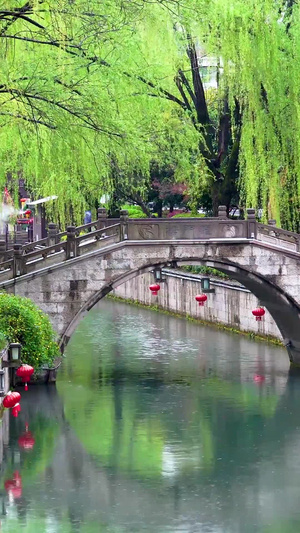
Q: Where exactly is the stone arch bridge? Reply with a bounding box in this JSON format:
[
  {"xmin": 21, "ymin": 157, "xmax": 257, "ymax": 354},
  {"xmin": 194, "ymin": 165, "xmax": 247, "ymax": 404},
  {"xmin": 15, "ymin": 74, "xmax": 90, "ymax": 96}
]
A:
[{"xmin": 0, "ymin": 207, "xmax": 300, "ymax": 364}]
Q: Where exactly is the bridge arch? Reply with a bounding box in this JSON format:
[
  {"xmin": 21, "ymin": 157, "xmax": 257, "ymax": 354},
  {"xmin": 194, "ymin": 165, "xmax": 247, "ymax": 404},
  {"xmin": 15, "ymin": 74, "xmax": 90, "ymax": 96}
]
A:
[{"xmin": 60, "ymin": 254, "xmax": 300, "ymax": 364}]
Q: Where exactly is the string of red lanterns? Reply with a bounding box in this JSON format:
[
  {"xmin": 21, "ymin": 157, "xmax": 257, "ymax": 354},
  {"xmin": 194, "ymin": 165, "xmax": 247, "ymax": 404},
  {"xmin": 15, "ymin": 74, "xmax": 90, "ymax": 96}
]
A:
[{"xmin": 149, "ymin": 275, "xmax": 266, "ymax": 326}]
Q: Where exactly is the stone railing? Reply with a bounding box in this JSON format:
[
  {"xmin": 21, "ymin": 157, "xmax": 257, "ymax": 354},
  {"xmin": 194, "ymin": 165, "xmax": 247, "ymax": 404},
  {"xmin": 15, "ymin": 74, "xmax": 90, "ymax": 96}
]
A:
[
  {"xmin": 0, "ymin": 206, "xmax": 299, "ymax": 282},
  {"xmin": 99, "ymin": 206, "xmax": 257, "ymax": 241},
  {"xmin": 0, "ymin": 223, "xmax": 121, "ymax": 280},
  {"xmin": 257, "ymin": 221, "xmax": 300, "ymax": 252}
]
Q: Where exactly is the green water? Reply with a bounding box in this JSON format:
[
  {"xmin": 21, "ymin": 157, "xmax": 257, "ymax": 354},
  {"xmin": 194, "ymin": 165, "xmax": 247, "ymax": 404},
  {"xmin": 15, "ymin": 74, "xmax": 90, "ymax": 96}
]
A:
[{"xmin": 1, "ymin": 299, "xmax": 300, "ymax": 532}]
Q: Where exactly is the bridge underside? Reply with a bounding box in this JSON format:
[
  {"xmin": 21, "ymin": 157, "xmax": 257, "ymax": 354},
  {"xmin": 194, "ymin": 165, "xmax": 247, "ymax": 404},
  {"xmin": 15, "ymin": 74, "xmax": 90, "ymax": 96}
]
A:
[{"xmin": 3, "ymin": 240, "xmax": 300, "ymax": 365}]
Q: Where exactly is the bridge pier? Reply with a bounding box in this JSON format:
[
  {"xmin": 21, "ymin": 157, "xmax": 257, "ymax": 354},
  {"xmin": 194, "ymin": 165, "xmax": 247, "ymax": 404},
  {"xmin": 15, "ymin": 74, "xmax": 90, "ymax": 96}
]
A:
[{"xmin": 285, "ymin": 343, "xmax": 300, "ymax": 367}]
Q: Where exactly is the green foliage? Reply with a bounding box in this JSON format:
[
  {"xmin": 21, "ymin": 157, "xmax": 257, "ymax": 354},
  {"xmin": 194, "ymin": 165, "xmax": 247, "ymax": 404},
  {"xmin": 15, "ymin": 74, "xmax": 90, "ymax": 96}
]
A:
[
  {"xmin": 0, "ymin": 331, "xmax": 6, "ymax": 351},
  {"xmin": 0, "ymin": 1, "xmax": 201, "ymax": 227},
  {"xmin": 2, "ymin": 1, "xmax": 300, "ymax": 228},
  {"xmin": 0, "ymin": 293, "xmax": 60, "ymax": 368},
  {"xmin": 121, "ymin": 204, "xmax": 147, "ymax": 218},
  {"xmin": 181, "ymin": 265, "xmax": 229, "ymax": 279},
  {"xmin": 172, "ymin": 212, "xmax": 205, "ymax": 218},
  {"xmin": 181, "ymin": 0, "xmax": 300, "ymax": 228}
]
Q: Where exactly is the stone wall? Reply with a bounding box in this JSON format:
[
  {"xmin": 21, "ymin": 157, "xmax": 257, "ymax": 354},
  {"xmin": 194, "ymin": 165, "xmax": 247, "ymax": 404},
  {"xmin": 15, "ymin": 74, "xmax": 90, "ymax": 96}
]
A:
[{"xmin": 113, "ymin": 269, "xmax": 282, "ymax": 341}]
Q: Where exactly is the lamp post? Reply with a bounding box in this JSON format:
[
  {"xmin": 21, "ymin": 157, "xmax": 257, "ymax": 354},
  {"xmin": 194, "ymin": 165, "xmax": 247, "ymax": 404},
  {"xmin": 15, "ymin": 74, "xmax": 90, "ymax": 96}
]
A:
[
  {"xmin": 0, "ymin": 370, "xmax": 5, "ymax": 397},
  {"xmin": 2, "ymin": 343, "xmax": 22, "ymax": 387}
]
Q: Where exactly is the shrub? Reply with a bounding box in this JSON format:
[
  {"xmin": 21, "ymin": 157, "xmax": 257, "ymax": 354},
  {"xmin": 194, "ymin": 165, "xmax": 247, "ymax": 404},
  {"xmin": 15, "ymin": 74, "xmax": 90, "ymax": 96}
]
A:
[
  {"xmin": 172, "ymin": 212, "xmax": 205, "ymax": 218},
  {"xmin": 0, "ymin": 331, "xmax": 6, "ymax": 351},
  {"xmin": 181, "ymin": 265, "xmax": 229, "ymax": 279},
  {"xmin": 121, "ymin": 204, "xmax": 148, "ymax": 218},
  {"xmin": 0, "ymin": 293, "xmax": 60, "ymax": 368}
]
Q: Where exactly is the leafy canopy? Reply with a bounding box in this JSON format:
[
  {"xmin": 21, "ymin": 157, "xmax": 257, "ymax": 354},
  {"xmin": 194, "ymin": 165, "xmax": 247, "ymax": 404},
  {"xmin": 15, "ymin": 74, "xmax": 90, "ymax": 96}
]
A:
[
  {"xmin": 0, "ymin": 0, "xmax": 201, "ymax": 225},
  {"xmin": 1, "ymin": 1, "xmax": 300, "ymax": 228}
]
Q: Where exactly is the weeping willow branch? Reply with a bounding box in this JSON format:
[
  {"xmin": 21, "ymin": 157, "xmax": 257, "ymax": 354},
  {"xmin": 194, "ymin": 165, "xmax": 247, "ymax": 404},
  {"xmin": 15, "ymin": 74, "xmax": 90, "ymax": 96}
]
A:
[
  {"xmin": 0, "ymin": 88, "xmax": 124, "ymax": 137},
  {"xmin": 0, "ymin": 111, "xmax": 56, "ymax": 129}
]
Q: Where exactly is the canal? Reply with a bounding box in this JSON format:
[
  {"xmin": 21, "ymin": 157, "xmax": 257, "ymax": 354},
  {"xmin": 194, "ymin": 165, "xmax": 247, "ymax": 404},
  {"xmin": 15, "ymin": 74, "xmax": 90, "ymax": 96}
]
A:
[{"xmin": 1, "ymin": 299, "xmax": 300, "ymax": 532}]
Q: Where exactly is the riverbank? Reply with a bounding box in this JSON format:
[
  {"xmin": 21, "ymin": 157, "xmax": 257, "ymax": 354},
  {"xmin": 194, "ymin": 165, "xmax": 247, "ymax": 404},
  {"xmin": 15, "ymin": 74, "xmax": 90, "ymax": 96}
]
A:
[{"xmin": 111, "ymin": 268, "xmax": 283, "ymax": 347}]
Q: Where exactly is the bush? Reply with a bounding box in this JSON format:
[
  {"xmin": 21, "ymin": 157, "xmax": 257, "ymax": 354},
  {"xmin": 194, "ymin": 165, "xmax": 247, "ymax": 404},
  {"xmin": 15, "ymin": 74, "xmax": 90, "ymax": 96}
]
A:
[
  {"xmin": 0, "ymin": 293, "xmax": 60, "ymax": 368},
  {"xmin": 0, "ymin": 331, "xmax": 6, "ymax": 351},
  {"xmin": 172, "ymin": 212, "xmax": 205, "ymax": 218},
  {"xmin": 181, "ymin": 265, "xmax": 229, "ymax": 279},
  {"xmin": 121, "ymin": 204, "xmax": 148, "ymax": 218}
]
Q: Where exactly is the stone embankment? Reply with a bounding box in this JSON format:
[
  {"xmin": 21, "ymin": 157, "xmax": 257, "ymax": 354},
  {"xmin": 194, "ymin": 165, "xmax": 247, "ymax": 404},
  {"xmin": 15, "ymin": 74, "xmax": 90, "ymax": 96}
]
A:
[{"xmin": 113, "ymin": 269, "xmax": 282, "ymax": 343}]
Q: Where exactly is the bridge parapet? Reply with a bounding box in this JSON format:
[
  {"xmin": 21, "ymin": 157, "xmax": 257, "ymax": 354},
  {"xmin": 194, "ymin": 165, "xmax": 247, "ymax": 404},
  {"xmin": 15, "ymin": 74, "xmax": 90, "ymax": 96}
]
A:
[
  {"xmin": 0, "ymin": 206, "xmax": 299, "ymax": 282},
  {"xmin": 257, "ymin": 223, "xmax": 300, "ymax": 252},
  {"xmin": 0, "ymin": 223, "xmax": 121, "ymax": 281}
]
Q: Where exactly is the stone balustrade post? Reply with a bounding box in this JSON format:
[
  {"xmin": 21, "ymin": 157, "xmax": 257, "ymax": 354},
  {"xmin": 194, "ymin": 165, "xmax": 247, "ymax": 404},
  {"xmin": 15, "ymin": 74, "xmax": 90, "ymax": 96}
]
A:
[
  {"xmin": 48, "ymin": 223, "xmax": 59, "ymax": 246},
  {"xmin": 120, "ymin": 210, "xmax": 129, "ymax": 240},
  {"xmin": 66, "ymin": 226, "xmax": 77, "ymax": 259},
  {"xmin": 218, "ymin": 205, "xmax": 227, "ymax": 219},
  {"xmin": 268, "ymin": 219, "xmax": 276, "ymax": 226},
  {"xmin": 246, "ymin": 208, "xmax": 257, "ymax": 239},
  {"xmin": 97, "ymin": 208, "xmax": 108, "ymax": 230},
  {"xmin": 0, "ymin": 239, "xmax": 6, "ymax": 263},
  {"xmin": 13, "ymin": 244, "xmax": 26, "ymax": 277}
]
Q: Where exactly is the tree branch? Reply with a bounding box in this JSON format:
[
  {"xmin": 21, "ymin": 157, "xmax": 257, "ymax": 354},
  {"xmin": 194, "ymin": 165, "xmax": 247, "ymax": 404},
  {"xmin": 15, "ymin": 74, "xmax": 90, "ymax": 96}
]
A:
[
  {"xmin": 0, "ymin": 111, "xmax": 56, "ymax": 129},
  {"xmin": 0, "ymin": 87, "xmax": 123, "ymax": 137}
]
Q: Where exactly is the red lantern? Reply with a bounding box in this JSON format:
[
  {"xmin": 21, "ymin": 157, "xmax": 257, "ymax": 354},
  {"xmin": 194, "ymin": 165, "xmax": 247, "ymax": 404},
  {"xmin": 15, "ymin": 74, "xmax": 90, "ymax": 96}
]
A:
[
  {"xmin": 149, "ymin": 284, "xmax": 160, "ymax": 296},
  {"xmin": 5, "ymin": 472, "xmax": 22, "ymax": 499},
  {"xmin": 3, "ymin": 391, "xmax": 21, "ymax": 418},
  {"xmin": 252, "ymin": 307, "xmax": 265, "ymax": 321},
  {"xmin": 18, "ymin": 425, "xmax": 35, "ymax": 451},
  {"xmin": 3, "ymin": 391, "xmax": 21, "ymax": 409},
  {"xmin": 195, "ymin": 294, "xmax": 208, "ymax": 306},
  {"xmin": 12, "ymin": 404, "xmax": 21, "ymax": 418},
  {"xmin": 253, "ymin": 374, "xmax": 265, "ymax": 384},
  {"xmin": 16, "ymin": 364, "xmax": 34, "ymax": 391}
]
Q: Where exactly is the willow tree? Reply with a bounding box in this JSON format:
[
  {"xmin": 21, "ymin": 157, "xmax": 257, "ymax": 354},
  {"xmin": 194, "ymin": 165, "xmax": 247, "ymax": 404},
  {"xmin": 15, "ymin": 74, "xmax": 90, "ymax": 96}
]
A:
[
  {"xmin": 0, "ymin": 1, "xmax": 201, "ymax": 224},
  {"xmin": 151, "ymin": 0, "xmax": 300, "ymax": 228},
  {"xmin": 2, "ymin": 1, "xmax": 300, "ymax": 229}
]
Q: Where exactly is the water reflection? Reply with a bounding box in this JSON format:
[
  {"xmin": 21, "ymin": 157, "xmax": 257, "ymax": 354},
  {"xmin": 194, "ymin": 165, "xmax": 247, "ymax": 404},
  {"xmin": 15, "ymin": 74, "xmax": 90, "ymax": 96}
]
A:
[{"xmin": 1, "ymin": 300, "xmax": 300, "ymax": 532}]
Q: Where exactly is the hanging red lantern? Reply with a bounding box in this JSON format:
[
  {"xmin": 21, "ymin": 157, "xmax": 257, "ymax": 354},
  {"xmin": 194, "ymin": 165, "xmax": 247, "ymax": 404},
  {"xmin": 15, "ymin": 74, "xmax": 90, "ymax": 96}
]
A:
[
  {"xmin": 3, "ymin": 391, "xmax": 21, "ymax": 409},
  {"xmin": 16, "ymin": 364, "xmax": 34, "ymax": 391},
  {"xmin": 12, "ymin": 404, "xmax": 21, "ymax": 418},
  {"xmin": 149, "ymin": 284, "xmax": 160, "ymax": 296},
  {"xmin": 18, "ymin": 426, "xmax": 35, "ymax": 451},
  {"xmin": 5, "ymin": 472, "xmax": 22, "ymax": 499},
  {"xmin": 252, "ymin": 307, "xmax": 265, "ymax": 321},
  {"xmin": 3, "ymin": 391, "xmax": 21, "ymax": 418},
  {"xmin": 195, "ymin": 294, "xmax": 208, "ymax": 306},
  {"xmin": 253, "ymin": 374, "xmax": 265, "ymax": 384}
]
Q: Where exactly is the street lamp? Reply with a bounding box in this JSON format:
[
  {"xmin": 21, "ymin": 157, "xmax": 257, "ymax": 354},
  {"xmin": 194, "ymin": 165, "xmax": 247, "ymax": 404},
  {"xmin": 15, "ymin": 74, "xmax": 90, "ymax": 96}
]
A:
[
  {"xmin": 9, "ymin": 343, "xmax": 22, "ymax": 362},
  {"xmin": 201, "ymin": 277, "xmax": 215, "ymax": 294},
  {"xmin": 3, "ymin": 343, "xmax": 22, "ymax": 367},
  {"xmin": 152, "ymin": 267, "xmax": 166, "ymax": 283}
]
